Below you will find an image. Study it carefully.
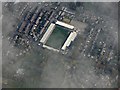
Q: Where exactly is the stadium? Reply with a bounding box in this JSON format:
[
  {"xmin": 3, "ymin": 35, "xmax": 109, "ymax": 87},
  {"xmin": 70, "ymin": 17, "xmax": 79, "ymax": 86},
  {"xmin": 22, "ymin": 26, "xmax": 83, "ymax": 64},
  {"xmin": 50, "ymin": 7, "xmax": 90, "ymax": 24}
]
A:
[{"xmin": 40, "ymin": 20, "xmax": 77, "ymax": 52}]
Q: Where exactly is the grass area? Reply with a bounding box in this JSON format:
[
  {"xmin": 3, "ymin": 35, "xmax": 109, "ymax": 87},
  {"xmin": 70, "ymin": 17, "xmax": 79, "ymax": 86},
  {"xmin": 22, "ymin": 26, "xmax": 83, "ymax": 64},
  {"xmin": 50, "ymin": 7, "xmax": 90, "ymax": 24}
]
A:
[{"xmin": 46, "ymin": 25, "xmax": 70, "ymax": 49}]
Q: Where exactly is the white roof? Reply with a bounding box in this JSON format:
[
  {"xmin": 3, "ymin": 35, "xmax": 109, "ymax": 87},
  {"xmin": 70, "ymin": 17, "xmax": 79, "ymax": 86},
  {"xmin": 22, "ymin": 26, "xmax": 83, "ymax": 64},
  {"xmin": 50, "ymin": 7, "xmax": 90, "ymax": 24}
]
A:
[
  {"xmin": 40, "ymin": 23, "xmax": 55, "ymax": 44},
  {"xmin": 56, "ymin": 21, "xmax": 74, "ymax": 29},
  {"xmin": 43, "ymin": 45, "xmax": 59, "ymax": 52},
  {"xmin": 61, "ymin": 31, "xmax": 77, "ymax": 50}
]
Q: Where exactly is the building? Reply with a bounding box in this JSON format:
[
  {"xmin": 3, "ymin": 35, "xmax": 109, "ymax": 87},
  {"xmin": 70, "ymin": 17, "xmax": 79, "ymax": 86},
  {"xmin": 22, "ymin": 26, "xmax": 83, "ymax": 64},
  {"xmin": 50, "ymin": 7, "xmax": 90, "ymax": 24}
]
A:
[
  {"xmin": 40, "ymin": 23, "xmax": 55, "ymax": 44},
  {"xmin": 61, "ymin": 31, "xmax": 77, "ymax": 50}
]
